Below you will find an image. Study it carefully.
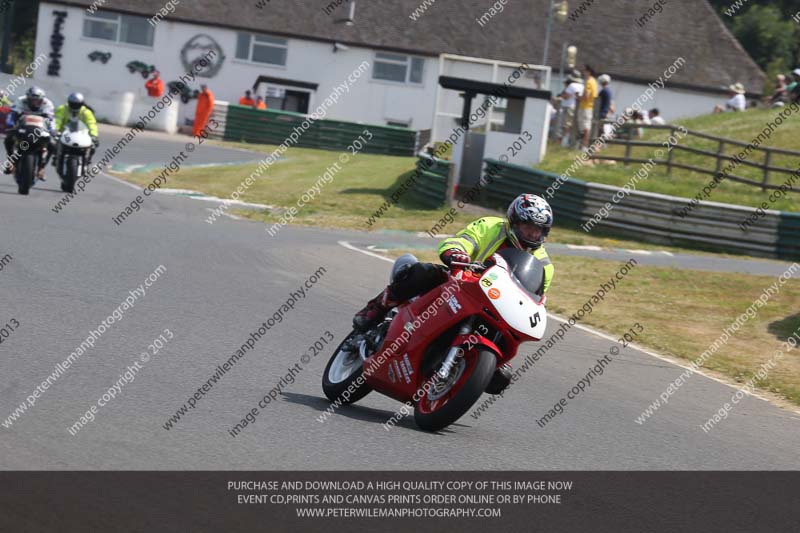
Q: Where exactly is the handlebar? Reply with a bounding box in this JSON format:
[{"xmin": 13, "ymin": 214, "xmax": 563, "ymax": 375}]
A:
[{"xmin": 449, "ymin": 261, "xmax": 487, "ymax": 273}]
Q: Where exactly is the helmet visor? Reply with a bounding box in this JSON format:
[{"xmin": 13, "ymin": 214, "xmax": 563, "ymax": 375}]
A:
[{"xmin": 29, "ymin": 97, "xmax": 42, "ymax": 109}]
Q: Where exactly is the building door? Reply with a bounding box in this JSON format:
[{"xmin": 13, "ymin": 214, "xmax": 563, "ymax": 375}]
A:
[
  {"xmin": 282, "ymin": 90, "xmax": 310, "ymax": 114},
  {"xmin": 255, "ymin": 76, "xmax": 318, "ymax": 115}
]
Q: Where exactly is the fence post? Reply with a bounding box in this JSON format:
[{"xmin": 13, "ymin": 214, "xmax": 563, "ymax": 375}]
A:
[
  {"xmin": 624, "ymin": 125, "xmax": 632, "ymax": 166},
  {"xmin": 715, "ymin": 140, "xmax": 724, "ymax": 176},
  {"xmin": 762, "ymin": 149, "xmax": 771, "ymax": 191},
  {"xmin": 665, "ymin": 127, "xmax": 674, "ymax": 176}
]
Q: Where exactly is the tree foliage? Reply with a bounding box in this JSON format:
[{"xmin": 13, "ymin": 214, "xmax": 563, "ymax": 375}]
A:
[{"xmin": 708, "ymin": 0, "xmax": 800, "ymax": 71}]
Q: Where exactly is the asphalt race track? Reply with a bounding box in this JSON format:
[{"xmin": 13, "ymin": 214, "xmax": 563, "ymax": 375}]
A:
[{"xmin": 1, "ymin": 127, "xmax": 799, "ymax": 470}]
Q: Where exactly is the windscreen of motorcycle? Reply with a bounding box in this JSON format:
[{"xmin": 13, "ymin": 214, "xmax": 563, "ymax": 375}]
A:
[
  {"xmin": 61, "ymin": 122, "xmax": 92, "ymax": 148},
  {"xmin": 479, "ymin": 265, "xmax": 547, "ymax": 341}
]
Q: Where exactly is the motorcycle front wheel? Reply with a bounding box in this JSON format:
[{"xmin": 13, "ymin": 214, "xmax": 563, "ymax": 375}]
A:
[
  {"xmin": 322, "ymin": 330, "xmax": 372, "ymax": 406},
  {"xmin": 414, "ymin": 349, "xmax": 496, "ymax": 432},
  {"xmin": 62, "ymin": 156, "xmax": 78, "ymax": 194},
  {"xmin": 17, "ymin": 152, "xmax": 36, "ymax": 195}
]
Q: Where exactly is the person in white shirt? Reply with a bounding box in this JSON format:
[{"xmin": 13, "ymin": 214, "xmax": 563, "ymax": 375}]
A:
[
  {"xmin": 714, "ymin": 83, "xmax": 746, "ymax": 113},
  {"xmin": 648, "ymin": 108, "xmax": 666, "ymax": 125},
  {"xmin": 558, "ymin": 70, "xmax": 583, "ymax": 146}
]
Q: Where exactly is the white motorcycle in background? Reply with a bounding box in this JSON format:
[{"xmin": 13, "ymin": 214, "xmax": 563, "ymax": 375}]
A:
[{"xmin": 57, "ymin": 118, "xmax": 93, "ymax": 193}]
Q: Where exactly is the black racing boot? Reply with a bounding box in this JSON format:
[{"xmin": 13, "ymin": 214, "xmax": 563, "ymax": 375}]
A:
[{"xmin": 353, "ymin": 288, "xmax": 396, "ymax": 332}]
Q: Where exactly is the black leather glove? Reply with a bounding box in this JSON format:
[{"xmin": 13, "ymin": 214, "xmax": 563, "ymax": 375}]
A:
[
  {"xmin": 91, "ymin": 136, "xmax": 99, "ymax": 148},
  {"xmin": 440, "ymin": 248, "xmax": 471, "ymax": 267}
]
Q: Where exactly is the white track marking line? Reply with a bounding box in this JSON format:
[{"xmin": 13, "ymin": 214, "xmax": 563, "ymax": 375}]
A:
[
  {"xmin": 566, "ymin": 244, "xmax": 602, "ymax": 251},
  {"xmin": 418, "ymin": 232, "xmax": 454, "ymax": 238},
  {"xmin": 188, "ymin": 196, "xmax": 271, "ymax": 209},
  {"xmin": 338, "ymin": 241, "xmax": 394, "ymax": 263},
  {"xmin": 205, "ymin": 208, "xmax": 245, "ymax": 221},
  {"xmin": 627, "ymin": 249, "xmax": 653, "ymax": 255},
  {"xmin": 338, "ymin": 240, "xmax": 800, "ymax": 414},
  {"xmin": 101, "ymin": 172, "xmax": 142, "ymax": 191},
  {"xmin": 546, "ymin": 315, "xmax": 789, "ymax": 409},
  {"xmin": 102, "ymin": 173, "xmax": 271, "ymax": 210}
]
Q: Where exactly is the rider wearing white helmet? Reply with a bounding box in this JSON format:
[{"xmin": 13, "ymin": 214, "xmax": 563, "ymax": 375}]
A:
[
  {"xmin": 3, "ymin": 86, "xmax": 57, "ymax": 179},
  {"xmin": 352, "ymin": 194, "xmax": 555, "ymax": 333}
]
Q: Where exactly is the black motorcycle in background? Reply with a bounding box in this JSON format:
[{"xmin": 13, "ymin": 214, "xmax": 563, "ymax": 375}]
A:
[{"xmin": 10, "ymin": 113, "xmax": 51, "ymax": 195}]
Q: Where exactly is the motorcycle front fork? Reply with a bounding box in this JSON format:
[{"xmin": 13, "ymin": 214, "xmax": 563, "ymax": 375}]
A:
[{"xmin": 438, "ymin": 317, "xmax": 475, "ymax": 379}]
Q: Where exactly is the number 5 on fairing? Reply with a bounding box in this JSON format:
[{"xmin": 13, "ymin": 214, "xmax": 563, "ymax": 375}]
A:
[{"xmin": 529, "ymin": 312, "xmax": 541, "ymax": 328}]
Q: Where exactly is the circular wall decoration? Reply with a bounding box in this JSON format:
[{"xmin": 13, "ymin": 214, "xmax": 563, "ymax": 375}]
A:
[{"xmin": 180, "ymin": 34, "xmax": 225, "ymax": 78}]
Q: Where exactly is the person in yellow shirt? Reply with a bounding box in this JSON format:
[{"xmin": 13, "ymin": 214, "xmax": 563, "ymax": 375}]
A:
[{"xmin": 577, "ymin": 64, "xmax": 598, "ymax": 150}]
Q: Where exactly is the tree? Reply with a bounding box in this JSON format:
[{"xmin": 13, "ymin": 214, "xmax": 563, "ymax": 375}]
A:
[
  {"xmin": 732, "ymin": 5, "xmax": 798, "ymax": 70},
  {"xmin": 0, "ymin": 0, "xmax": 40, "ymax": 74},
  {"xmin": 708, "ymin": 1, "xmax": 800, "ymax": 71}
]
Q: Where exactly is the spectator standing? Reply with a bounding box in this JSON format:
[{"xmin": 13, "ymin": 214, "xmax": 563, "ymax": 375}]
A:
[
  {"xmin": 714, "ymin": 83, "xmax": 746, "ymax": 113},
  {"xmin": 648, "ymin": 108, "xmax": 666, "ymax": 125},
  {"xmin": 577, "ymin": 64, "xmax": 598, "ymax": 149},
  {"xmin": 558, "ymin": 70, "xmax": 583, "ymax": 147},
  {"xmin": 145, "ymin": 70, "xmax": 164, "ymax": 98},
  {"xmin": 597, "ymin": 74, "xmax": 614, "ymax": 120},
  {"xmin": 193, "ymin": 84, "xmax": 215, "ymax": 137},
  {"xmin": 239, "ymin": 90, "xmax": 255, "ymax": 106},
  {"xmin": 255, "ymin": 96, "xmax": 267, "ymax": 110}
]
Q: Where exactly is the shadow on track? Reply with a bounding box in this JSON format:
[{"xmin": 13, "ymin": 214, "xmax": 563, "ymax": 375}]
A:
[
  {"xmin": 0, "ymin": 182, "xmax": 64, "ymax": 195},
  {"xmin": 281, "ymin": 392, "xmax": 468, "ymax": 434}
]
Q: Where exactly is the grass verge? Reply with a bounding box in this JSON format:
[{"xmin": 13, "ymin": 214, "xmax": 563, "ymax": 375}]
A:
[
  {"xmin": 539, "ymin": 108, "xmax": 800, "ymax": 212},
  {"xmin": 112, "ymin": 139, "xmax": 786, "ymax": 259}
]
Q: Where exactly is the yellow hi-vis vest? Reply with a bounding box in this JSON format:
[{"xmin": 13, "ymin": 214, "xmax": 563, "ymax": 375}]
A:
[{"xmin": 438, "ymin": 216, "xmax": 554, "ymax": 293}]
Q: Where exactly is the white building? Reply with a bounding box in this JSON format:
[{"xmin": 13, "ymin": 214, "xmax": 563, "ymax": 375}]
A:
[{"xmin": 31, "ymin": 0, "xmax": 763, "ymax": 134}]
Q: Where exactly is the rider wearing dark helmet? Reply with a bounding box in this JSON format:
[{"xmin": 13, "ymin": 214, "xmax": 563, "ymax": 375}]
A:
[
  {"xmin": 3, "ymin": 86, "xmax": 57, "ymax": 179},
  {"xmin": 352, "ymin": 194, "xmax": 555, "ymax": 333}
]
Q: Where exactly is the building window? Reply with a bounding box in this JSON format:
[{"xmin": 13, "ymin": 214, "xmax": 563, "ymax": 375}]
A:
[
  {"xmin": 83, "ymin": 10, "xmax": 154, "ymax": 47},
  {"xmin": 373, "ymin": 53, "xmax": 424, "ymax": 84},
  {"xmin": 235, "ymin": 33, "xmax": 288, "ymax": 66}
]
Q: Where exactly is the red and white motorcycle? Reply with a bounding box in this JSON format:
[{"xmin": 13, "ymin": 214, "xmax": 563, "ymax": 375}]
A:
[{"xmin": 322, "ymin": 248, "xmax": 548, "ymax": 431}]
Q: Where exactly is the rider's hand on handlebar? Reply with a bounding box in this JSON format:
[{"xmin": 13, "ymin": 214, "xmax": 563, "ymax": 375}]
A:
[{"xmin": 441, "ymin": 249, "xmax": 471, "ymax": 269}]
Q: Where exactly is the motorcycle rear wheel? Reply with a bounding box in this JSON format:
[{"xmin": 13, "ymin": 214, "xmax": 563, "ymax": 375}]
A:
[
  {"xmin": 414, "ymin": 349, "xmax": 496, "ymax": 432},
  {"xmin": 322, "ymin": 330, "xmax": 372, "ymax": 406},
  {"xmin": 17, "ymin": 153, "xmax": 35, "ymax": 195}
]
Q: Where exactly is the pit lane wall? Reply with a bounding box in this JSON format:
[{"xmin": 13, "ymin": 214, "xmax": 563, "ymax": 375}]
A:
[
  {"xmin": 213, "ymin": 104, "xmax": 417, "ymax": 157},
  {"xmin": 479, "ymin": 159, "xmax": 800, "ymax": 260}
]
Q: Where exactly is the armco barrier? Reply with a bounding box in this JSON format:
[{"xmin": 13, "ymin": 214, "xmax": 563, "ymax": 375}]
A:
[
  {"xmin": 480, "ymin": 159, "xmax": 800, "ymax": 260},
  {"xmin": 414, "ymin": 154, "xmax": 451, "ymax": 208},
  {"xmin": 221, "ymin": 105, "xmax": 416, "ymax": 156}
]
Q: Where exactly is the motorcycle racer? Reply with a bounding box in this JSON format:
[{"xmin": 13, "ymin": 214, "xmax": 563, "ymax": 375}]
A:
[
  {"xmin": 53, "ymin": 92, "xmax": 99, "ymax": 170},
  {"xmin": 353, "ymin": 194, "xmax": 555, "ymax": 333},
  {"xmin": 3, "ymin": 86, "xmax": 57, "ymax": 180}
]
